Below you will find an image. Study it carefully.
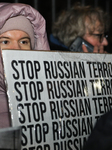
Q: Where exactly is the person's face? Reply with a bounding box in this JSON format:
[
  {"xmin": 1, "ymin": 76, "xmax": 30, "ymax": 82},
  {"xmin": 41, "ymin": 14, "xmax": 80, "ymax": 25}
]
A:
[
  {"xmin": 0, "ymin": 30, "xmax": 31, "ymax": 50},
  {"xmin": 82, "ymin": 21, "xmax": 108, "ymax": 53},
  {"xmin": 83, "ymin": 32, "xmax": 108, "ymax": 47}
]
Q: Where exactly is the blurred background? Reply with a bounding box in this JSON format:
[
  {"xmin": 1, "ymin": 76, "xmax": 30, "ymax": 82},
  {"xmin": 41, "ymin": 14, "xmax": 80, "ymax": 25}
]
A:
[{"xmin": 1, "ymin": 0, "xmax": 112, "ymax": 52}]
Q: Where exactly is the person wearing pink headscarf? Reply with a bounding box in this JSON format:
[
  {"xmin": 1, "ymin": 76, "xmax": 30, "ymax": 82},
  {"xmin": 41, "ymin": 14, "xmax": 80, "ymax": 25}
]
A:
[{"xmin": 0, "ymin": 3, "xmax": 50, "ymax": 128}]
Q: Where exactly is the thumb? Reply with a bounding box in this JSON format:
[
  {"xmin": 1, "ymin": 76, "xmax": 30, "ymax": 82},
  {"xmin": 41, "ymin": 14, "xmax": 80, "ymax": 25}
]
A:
[{"xmin": 82, "ymin": 44, "xmax": 88, "ymax": 52}]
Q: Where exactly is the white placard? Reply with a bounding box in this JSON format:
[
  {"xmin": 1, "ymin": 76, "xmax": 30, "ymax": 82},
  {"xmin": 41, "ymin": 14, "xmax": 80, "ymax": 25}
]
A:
[{"xmin": 2, "ymin": 50, "xmax": 112, "ymax": 150}]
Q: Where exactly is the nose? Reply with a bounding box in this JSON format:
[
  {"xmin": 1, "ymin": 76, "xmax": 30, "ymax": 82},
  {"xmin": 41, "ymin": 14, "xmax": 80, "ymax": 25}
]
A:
[
  {"xmin": 101, "ymin": 37, "xmax": 108, "ymax": 46},
  {"xmin": 10, "ymin": 42, "xmax": 21, "ymax": 49}
]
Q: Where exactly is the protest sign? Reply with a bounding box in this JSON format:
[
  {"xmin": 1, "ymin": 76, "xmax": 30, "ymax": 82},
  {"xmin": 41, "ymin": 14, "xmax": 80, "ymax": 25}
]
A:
[{"xmin": 2, "ymin": 50, "xmax": 112, "ymax": 150}]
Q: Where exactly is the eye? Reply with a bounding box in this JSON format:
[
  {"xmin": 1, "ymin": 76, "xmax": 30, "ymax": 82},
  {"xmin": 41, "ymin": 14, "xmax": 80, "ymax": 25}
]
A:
[
  {"xmin": 1, "ymin": 40, "xmax": 9, "ymax": 44},
  {"xmin": 20, "ymin": 40, "xmax": 27, "ymax": 44},
  {"xmin": 20, "ymin": 39, "xmax": 30, "ymax": 45},
  {"xmin": 19, "ymin": 38, "xmax": 31, "ymax": 49}
]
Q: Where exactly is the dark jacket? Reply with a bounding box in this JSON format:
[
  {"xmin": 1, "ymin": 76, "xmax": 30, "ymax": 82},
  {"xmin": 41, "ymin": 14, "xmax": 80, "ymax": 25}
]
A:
[
  {"xmin": 83, "ymin": 110, "xmax": 112, "ymax": 150},
  {"xmin": 49, "ymin": 34, "xmax": 70, "ymax": 51}
]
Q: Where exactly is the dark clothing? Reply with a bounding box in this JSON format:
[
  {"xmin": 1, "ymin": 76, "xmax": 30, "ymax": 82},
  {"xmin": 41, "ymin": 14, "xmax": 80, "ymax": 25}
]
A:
[
  {"xmin": 83, "ymin": 110, "xmax": 112, "ymax": 150},
  {"xmin": 49, "ymin": 34, "xmax": 70, "ymax": 51}
]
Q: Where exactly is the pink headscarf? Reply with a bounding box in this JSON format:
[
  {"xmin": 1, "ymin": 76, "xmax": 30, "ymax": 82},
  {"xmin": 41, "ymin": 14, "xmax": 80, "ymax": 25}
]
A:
[
  {"xmin": 0, "ymin": 3, "xmax": 50, "ymax": 50},
  {"xmin": 0, "ymin": 16, "xmax": 35, "ymax": 49}
]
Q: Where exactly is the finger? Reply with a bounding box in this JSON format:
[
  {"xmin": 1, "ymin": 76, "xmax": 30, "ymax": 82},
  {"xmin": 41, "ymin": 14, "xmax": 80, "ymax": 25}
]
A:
[
  {"xmin": 93, "ymin": 46, "xmax": 98, "ymax": 53},
  {"xmin": 104, "ymin": 50, "xmax": 108, "ymax": 53},
  {"xmin": 99, "ymin": 45, "xmax": 104, "ymax": 53},
  {"xmin": 82, "ymin": 44, "xmax": 88, "ymax": 52}
]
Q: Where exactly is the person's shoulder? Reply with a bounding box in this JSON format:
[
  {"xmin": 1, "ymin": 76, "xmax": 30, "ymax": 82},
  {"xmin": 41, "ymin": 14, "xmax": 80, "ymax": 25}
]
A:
[
  {"xmin": 49, "ymin": 42, "xmax": 69, "ymax": 51},
  {"xmin": 49, "ymin": 34, "xmax": 69, "ymax": 51},
  {"xmin": 83, "ymin": 110, "xmax": 112, "ymax": 150}
]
